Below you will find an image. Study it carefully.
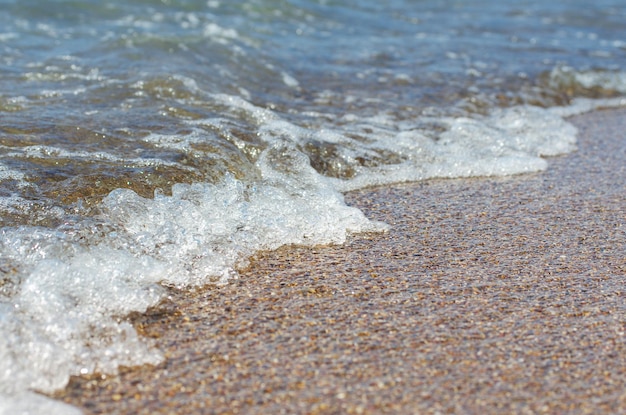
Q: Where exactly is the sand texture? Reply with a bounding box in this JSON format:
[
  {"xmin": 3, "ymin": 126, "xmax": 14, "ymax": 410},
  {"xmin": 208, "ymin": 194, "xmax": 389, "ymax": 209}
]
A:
[{"xmin": 53, "ymin": 107, "xmax": 626, "ymax": 414}]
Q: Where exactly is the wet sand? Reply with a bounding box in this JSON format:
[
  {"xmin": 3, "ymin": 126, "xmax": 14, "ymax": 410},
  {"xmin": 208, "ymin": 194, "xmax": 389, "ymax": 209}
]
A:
[{"xmin": 54, "ymin": 107, "xmax": 625, "ymax": 414}]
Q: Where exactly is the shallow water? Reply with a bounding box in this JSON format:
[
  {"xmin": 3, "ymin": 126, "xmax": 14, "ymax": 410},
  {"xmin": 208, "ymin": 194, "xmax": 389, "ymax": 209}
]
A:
[{"xmin": 0, "ymin": 0, "xmax": 625, "ymax": 412}]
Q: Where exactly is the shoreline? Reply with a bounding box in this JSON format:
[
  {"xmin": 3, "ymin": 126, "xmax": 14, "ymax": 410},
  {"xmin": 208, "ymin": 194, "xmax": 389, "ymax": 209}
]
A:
[{"xmin": 54, "ymin": 107, "xmax": 625, "ymax": 414}]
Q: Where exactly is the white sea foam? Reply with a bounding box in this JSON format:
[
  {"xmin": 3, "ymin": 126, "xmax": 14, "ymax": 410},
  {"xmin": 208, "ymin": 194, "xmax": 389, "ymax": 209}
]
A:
[
  {"xmin": 281, "ymin": 71, "xmax": 300, "ymax": 88},
  {"xmin": 0, "ymin": 392, "xmax": 82, "ymax": 415},
  {"xmin": 550, "ymin": 66, "xmax": 626, "ymax": 93},
  {"xmin": 0, "ymin": 231, "xmax": 166, "ymax": 414},
  {"xmin": 203, "ymin": 22, "xmax": 239, "ymax": 41},
  {"xmin": 102, "ymin": 143, "xmax": 386, "ymax": 286},
  {"xmin": 321, "ymin": 105, "xmax": 578, "ymax": 191},
  {"xmin": 180, "ymin": 91, "xmax": 601, "ymax": 192},
  {"xmin": 0, "ymin": 163, "xmax": 27, "ymax": 185},
  {"xmin": 1, "ymin": 144, "xmax": 191, "ymax": 170},
  {"xmin": 549, "ymin": 96, "xmax": 626, "ymax": 117}
]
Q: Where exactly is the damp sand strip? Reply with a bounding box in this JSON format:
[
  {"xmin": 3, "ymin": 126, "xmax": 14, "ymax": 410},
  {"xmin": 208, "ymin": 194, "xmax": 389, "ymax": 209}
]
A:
[{"xmin": 54, "ymin": 107, "xmax": 626, "ymax": 414}]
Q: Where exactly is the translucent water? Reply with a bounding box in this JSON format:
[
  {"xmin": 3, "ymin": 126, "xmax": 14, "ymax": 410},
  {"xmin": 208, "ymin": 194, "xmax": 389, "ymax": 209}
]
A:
[{"xmin": 0, "ymin": 0, "xmax": 625, "ymax": 412}]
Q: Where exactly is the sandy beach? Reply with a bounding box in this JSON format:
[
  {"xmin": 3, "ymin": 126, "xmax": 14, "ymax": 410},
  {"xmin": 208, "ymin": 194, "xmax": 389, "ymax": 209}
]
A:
[{"xmin": 53, "ymin": 107, "xmax": 625, "ymax": 414}]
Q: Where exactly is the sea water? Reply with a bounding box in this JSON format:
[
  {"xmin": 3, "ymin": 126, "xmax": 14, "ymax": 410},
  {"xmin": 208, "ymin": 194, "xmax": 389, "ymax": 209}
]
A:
[{"xmin": 0, "ymin": 0, "xmax": 625, "ymax": 412}]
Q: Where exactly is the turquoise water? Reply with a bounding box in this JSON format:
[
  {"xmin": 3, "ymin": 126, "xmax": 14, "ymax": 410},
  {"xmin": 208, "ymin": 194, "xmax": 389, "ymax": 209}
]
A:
[{"xmin": 0, "ymin": 0, "xmax": 625, "ymax": 412}]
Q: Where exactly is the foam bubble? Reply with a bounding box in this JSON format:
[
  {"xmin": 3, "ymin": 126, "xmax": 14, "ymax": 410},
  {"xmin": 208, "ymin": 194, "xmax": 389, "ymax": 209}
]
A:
[
  {"xmin": 203, "ymin": 22, "xmax": 239, "ymax": 40},
  {"xmin": 549, "ymin": 96, "xmax": 626, "ymax": 117},
  {"xmin": 0, "ymin": 391, "xmax": 83, "ymax": 415},
  {"xmin": 281, "ymin": 71, "xmax": 300, "ymax": 88},
  {"xmin": 0, "ymin": 228, "xmax": 166, "ymax": 395},
  {"xmin": 329, "ymin": 104, "xmax": 582, "ymax": 191},
  {"xmin": 550, "ymin": 66, "xmax": 626, "ymax": 93},
  {"xmin": 4, "ymin": 145, "xmax": 185, "ymax": 169},
  {"xmin": 102, "ymin": 143, "xmax": 386, "ymax": 287},
  {"xmin": 185, "ymin": 93, "xmax": 612, "ymax": 193},
  {"xmin": 0, "ymin": 163, "xmax": 27, "ymax": 185}
]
